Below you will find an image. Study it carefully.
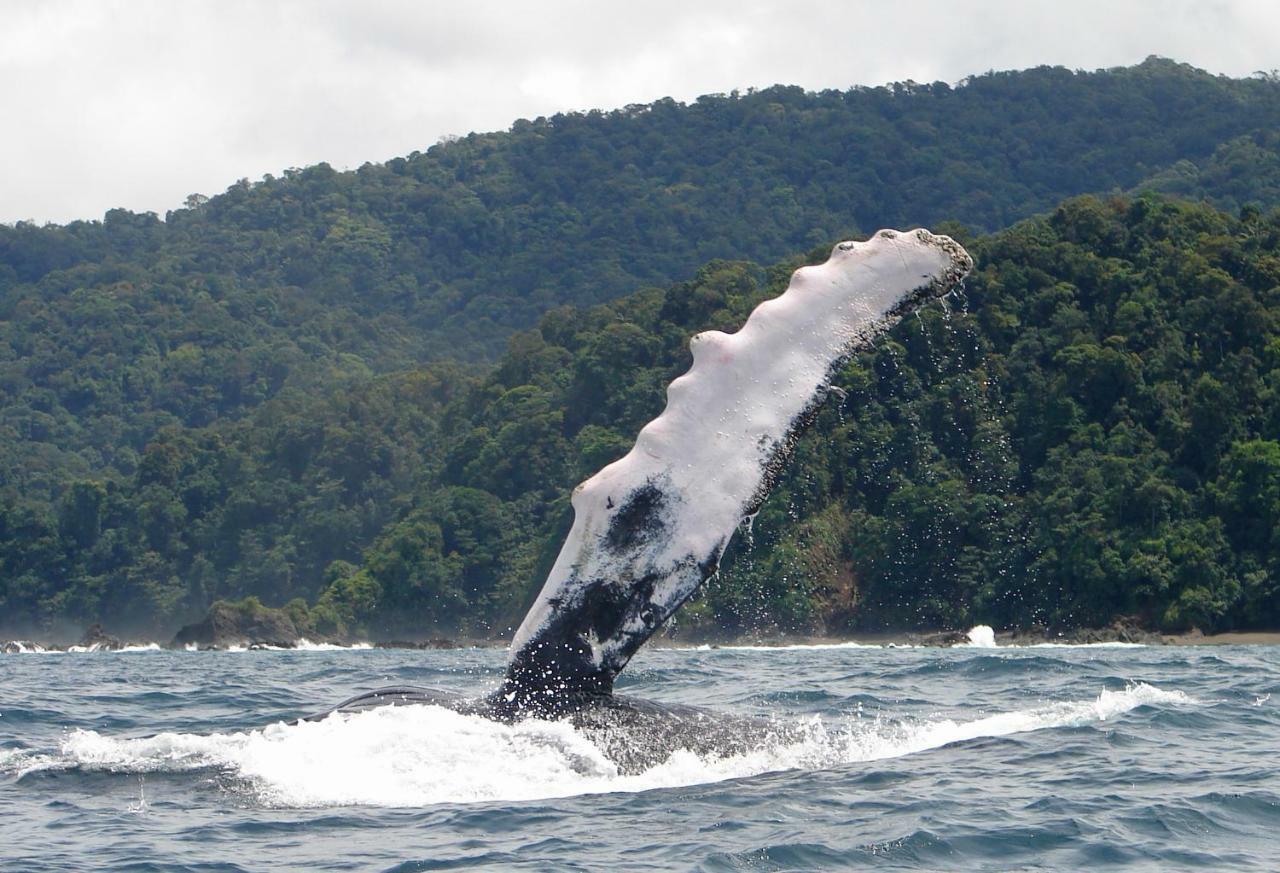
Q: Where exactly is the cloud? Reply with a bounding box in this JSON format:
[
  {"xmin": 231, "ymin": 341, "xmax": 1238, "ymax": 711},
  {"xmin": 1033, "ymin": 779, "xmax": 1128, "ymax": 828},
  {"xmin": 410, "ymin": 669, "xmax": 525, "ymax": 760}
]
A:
[{"xmin": 2, "ymin": 0, "xmax": 1277, "ymax": 224}]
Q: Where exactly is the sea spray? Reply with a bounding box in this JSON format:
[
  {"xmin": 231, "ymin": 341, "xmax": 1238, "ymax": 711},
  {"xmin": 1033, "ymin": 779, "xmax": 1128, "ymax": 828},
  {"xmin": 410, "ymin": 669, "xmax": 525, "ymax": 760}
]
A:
[{"xmin": 11, "ymin": 683, "xmax": 1190, "ymax": 808}]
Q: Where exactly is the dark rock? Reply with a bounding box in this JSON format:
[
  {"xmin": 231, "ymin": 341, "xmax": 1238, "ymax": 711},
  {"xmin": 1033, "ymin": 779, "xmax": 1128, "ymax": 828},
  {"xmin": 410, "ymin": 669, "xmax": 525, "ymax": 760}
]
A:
[
  {"xmin": 78, "ymin": 623, "xmax": 123, "ymax": 651},
  {"xmin": 999, "ymin": 625, "xmax": 1058, "ymax": 646},
  {"xmin": 171, "ymin": 601, "xmax": 300, "ymax": 649},
  {"xmin": 907, "ymin": 630, "xmax": 969, "ymax": 647},
  {"xmin": 374, "ymin": 638, "xmax": 459, "ymax": 650},
  {"xmin": 2, "ymin": 640, "xmax": 41, "ymax": 653},
  {"xmin": 996, "ymin": 618, "xmax": 1165, "ymax": 647},
  {"xmin": 1064, "ymin": 617, "xmax": 1165, "ymax": 646}
]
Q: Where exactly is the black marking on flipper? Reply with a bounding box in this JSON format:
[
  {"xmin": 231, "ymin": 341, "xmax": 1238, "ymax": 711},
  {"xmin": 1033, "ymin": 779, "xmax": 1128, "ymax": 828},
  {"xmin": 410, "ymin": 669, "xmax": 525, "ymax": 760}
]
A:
[{"xmin": 603, "ymin": 480, "xmax": 668, "ymax": 554}]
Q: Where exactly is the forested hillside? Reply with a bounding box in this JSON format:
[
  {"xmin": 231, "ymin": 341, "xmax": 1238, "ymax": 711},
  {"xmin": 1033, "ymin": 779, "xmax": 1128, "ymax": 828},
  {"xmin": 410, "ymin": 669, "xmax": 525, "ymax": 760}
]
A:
[
  {"xmin": 3, "ymin": 59, "xmax": 1280, "ymax": 637},
  {"xmin": 312, "ymin": 196, "xmax": 1280, "ymax": 638},
  {"xmin": 4, "ymin": 194, "xmax": 1278, "ymax": 637},
  {"xmin": 5, "ymin": 59, "xmax": 1280, "ymax": 504}
]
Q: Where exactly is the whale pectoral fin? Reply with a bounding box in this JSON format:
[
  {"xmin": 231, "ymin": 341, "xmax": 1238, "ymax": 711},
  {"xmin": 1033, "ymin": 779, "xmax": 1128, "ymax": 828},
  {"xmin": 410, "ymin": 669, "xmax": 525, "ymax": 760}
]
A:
[{"xmin": 502, "ymin": 230, "xmax": 972, "ymax": 713}]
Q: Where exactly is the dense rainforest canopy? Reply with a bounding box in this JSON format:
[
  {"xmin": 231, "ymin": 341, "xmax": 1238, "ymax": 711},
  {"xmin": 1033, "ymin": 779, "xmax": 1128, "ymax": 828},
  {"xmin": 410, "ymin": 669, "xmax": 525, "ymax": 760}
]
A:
[{"xmin": 2, "ymin": 59, "xmax": 1280, "ymax": 638}]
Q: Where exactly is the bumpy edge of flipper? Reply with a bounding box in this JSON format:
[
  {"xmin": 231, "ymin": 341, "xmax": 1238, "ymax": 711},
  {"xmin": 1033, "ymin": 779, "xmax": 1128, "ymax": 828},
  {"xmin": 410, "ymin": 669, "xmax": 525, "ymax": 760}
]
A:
[{"xmin": 494, "ymin": 231, "xmax": 973, "ymax": 716}]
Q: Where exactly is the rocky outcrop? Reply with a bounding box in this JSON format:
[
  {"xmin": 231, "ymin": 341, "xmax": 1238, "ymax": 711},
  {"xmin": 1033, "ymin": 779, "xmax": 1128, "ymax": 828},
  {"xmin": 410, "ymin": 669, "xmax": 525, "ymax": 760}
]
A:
[
  {"xmin": 76, "ymin": 623, "xmax": 123, "ymax": 651},
  {"xmin": 171, "ymin": 601, "xmax": 301, "ymax": 649},
  {"xmin": 2, "ymin": 640, "xmax": 43, "ymax": 653},
  {"xmin": 906, "ymin": 630, "xmax": 971, "ymax": 647},
  {"xmin": 1001, "ymin": 617, "xmax": 1166, "ymax": 646},
  {"xmin": 1062, "ymin": 618, "xmax": 1166, "ymax": 645},
  {"xmin": 373, "ymin": 638, "xmax": 460, "ymax": 650}
]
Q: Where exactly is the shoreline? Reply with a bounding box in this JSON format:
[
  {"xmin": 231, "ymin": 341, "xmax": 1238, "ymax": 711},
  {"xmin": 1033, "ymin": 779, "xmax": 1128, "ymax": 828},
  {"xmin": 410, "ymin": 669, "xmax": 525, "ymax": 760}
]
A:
[
  {"xmin": 653, "ymin": 629, "xmax": 1280, "ymax": 649},
  {"xmin": 1160, "ymin": 630, "xmax": 1280, "ymax": 646},
  {"xmin": 5, "ymin": 628, "xmax": 1280, "ymax": 653}
]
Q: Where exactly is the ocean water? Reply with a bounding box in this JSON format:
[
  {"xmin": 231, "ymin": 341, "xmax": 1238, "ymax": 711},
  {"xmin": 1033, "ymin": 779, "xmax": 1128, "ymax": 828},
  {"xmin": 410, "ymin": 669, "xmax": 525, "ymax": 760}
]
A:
[{"xmin": 2, "ymin": 638, "xmax": 1277, "ymax": 871}]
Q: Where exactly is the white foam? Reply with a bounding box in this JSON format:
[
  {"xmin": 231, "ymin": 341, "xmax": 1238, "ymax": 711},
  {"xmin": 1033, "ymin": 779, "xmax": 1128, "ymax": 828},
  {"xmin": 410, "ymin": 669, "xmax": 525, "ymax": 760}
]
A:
[
  {"xmin": 0, "ymin": 747, "xmax": 60, "ymax": 776},
  {"xmin": 16, "ymin": 683, "xmax": 1188, "ymax": 807},
  {"xmin": 3, "ymin": 641, "xmax": 162, "ymax": 654},
  {"xmin": 961, "ymin": 625, "xmax": 998, "ymax": 648},
  {"xmin": 293, "ymin": 639, "xmax": 373, "ymax": 651},
  {"xmin": 678, "ymin": 630, "xmax": 1146, "ymax": 651},
  {"xmin": 687, "ymin": 640, "xmax": 880, "ymax": 652},
  {"xmin": 1, "ymin": 641, "xmax": 46, "ymax": 653},
  {"xmin": 204, "ymin": 640, "xmax": 375, "ymax": 652},
  {"xmin": 5, "ymin": 640, "xmax": 379, "ymax": 654}
]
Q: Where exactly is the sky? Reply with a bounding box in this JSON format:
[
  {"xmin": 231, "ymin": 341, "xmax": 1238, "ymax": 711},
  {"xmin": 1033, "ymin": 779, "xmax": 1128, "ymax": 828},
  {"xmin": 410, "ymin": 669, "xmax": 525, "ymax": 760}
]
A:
[{"xmin": 3, "ymin": 0, "xmax": 1278, "ymax": 225}]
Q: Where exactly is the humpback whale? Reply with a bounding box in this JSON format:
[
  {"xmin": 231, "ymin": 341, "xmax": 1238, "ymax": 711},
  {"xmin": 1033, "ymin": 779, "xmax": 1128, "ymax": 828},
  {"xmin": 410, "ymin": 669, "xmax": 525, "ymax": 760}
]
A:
[{"xmin": 322, "ymin": 229, "xmax": 972, "ymax": 762}]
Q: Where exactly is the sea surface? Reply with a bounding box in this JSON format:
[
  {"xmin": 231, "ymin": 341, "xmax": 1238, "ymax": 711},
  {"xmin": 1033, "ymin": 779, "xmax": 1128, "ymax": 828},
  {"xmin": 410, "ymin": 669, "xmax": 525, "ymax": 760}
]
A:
[{"xmin": 2, "ymin": 636, "xmax": 1277, "ymax": 871}]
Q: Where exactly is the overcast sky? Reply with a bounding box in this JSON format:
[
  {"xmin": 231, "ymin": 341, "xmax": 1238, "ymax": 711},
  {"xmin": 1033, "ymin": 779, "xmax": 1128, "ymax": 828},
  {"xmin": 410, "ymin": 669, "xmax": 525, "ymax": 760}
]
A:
[{"xmin": 3, "ymin": 0, "xmax": 1278, "ymax": 225}]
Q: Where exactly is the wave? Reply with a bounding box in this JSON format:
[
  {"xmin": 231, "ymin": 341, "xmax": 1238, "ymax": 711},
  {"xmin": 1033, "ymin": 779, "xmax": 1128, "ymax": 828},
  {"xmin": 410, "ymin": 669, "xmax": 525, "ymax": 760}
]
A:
[
  {"xmin": 4, "ymin": 639, "xmax": 375, "ymax": 654},
  {"xmin": 294, "ymin": 639, "xmax": 373, "ymax": 651},
  {"xmin": 3, "ymin": 683, "xmax": 1191, "ymax": 808},
  {"xmin": 970, "ymin": 624, "xmax": 1148, "ymax": 649},
  {"xmin": 689, "ymin": 641, "xmax": 880, "ymax": 652},
  {"xmin": 959, "ymin": 625, "xmax": 998, "ymax": 647},
  {"xmin": 2, "ymin": 642, "xmax": 164, "ymax": 654},
  {"xmin": 955, "ymin": 624, "xmax": 1146, "ymax": 649},
  {"xmin": 687, "ymin": 626, "xmax": 1149, "ymax": 652},
  {"xmin": 3, "ymin": 629, "xmax": 1149, "ymax": 654},
  {"xmin": 221, "ymin": 639, "xmax": 375, "ymax": 652},
  {"xmin": 1, "ymin": 641, "xmax": 46, "ymax": 653}
]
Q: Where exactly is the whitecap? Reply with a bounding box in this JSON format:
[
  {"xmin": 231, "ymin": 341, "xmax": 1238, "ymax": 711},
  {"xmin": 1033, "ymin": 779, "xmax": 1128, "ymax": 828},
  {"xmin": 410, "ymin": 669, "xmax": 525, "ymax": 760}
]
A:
[
  {"xmin": 1, "ymin": 641, "xmax": 46, "ymax": 654},
  {"xmin": 292, "ymin": 639, "xmax": 373, "ymax": 651},
  {"xmin": 697, "ymin": 640, "xmax": 881, "ymax": 652},
  {"xmin": 959, "ymin": 625, "xmax": 998, "ymax": 648}
]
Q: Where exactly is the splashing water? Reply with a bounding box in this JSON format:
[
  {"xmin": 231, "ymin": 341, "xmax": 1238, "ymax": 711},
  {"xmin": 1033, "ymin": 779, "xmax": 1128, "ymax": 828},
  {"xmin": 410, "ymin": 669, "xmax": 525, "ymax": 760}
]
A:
[
  {"xmin": 5, "ymin": 683, "xmax": 1190, "ymax": 808},
  {"xmin": 962, "ymin": 625, "xmax": 999, "ymax": 648},
  {"xmin": 3, "ymin": 645, "xmax": 1275, "ymax": 871}
]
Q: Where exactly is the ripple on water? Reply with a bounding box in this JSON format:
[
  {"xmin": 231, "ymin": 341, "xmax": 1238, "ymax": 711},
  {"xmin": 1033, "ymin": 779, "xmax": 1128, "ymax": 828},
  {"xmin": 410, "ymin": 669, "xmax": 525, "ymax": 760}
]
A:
[{"xmin": 0, "ymin": 645, "xmax": 1276, "ymax": 872}]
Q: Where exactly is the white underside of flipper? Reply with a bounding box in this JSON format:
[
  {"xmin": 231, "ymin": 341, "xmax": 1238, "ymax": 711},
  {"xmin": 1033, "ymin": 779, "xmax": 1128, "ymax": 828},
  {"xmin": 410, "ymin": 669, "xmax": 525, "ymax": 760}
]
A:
[{"xmin": 505, "ymin": 229, "xmax": 972, "ymax": 698}]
